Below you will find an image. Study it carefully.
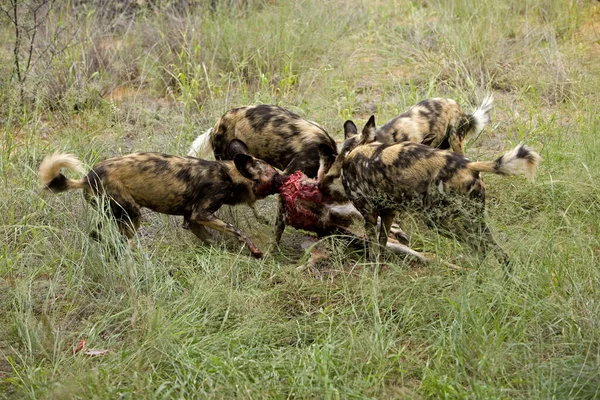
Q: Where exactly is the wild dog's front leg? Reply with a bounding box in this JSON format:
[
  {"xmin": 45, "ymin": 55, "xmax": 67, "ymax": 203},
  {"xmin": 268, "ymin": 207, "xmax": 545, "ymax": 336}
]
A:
[
  {"xmin": 356, "ymin": 204, "xmax": 379, "ymax": 260},
  {"xmin": 190, "ymin": 210, "xmax": 264, "ymax": 258},
  {"xmin": 378, "ymin": 210, "xmax": 397, "ymax": 248}
]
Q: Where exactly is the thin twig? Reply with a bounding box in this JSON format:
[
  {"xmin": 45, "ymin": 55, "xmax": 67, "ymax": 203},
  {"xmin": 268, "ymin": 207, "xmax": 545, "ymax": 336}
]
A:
[
  {"xmin": 0, "ymin": 4, "xmax": 16, "ymax": 24},
  {"xmin": 12, "ymin": 0, "xmax": 23, "ymax": 85}
]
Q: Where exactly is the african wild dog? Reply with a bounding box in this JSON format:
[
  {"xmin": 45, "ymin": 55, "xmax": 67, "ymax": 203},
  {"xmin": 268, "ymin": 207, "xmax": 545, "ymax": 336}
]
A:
[
  {"xmin": 189, "ymin": 104, "xmax": 338, "ymax": 176},
  {"xmin": 188, "ymin": 104, "xmax": 339, "ymax": 243},
  {"xmin": 39, "ymin": 140, "xmax": 283, "ymax": 258},
  {"xmin": 319, "ymin": 116, "xmax": 541, "ymax": 264},
  {"xmin": 316, "ymin": 96, "xmax": 493, "ymax": 203},
  {"xmin": 376, "ymin": 96, "xmax": 493, "ymax": 155}
]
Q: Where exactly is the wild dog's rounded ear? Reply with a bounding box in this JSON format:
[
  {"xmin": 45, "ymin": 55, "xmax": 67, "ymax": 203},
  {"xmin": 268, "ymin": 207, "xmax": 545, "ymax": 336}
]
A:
[
  {"xmin": 228, "ymin": 139, "xmax": 251, "ymax": 158},
  {"xmin": 362, "ymin": 115, "xmax": 377, "ymax": 143},
  {"xmin": 343, "ymin": 120, "xmax": 359, "ymax": 140},
  {"xmin": 234, "ymin": 153, "xmax": 258, "ymax": 180}
]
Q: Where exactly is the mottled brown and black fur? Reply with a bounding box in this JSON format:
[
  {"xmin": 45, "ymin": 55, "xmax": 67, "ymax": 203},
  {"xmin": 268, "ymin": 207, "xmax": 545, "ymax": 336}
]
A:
[
  {"xmin": 316, "ymin": 96, "xmax": 492, "ymax": 203},
  {"xmin": 376, "ymin": 96, "xmax": 493, "ymax": 155},
  {"xmin": 188, "ymin": 104, "xmax": 339, "ymax": 243},
  {"xmin": 189, "ymin": 104, "xmax": 338, "ymax": 176},
  {"xmin": 320, "ymin": 116, "xmax": 541, "ymax": 265},
  {"xmin": 317, "ymin": 119, "xmax": 374, "ymax": 202},
  {"xmin": 39, "ymin": 140, "xmax": 284, "ymax": 258}
]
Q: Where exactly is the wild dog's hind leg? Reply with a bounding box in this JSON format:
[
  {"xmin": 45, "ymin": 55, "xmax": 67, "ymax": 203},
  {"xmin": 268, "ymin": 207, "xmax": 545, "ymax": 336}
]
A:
[
  {"xmin": 85, "ymin": 193, "xmax": 106, "ymax": 241},
  {"xmin": 354, "ymin": 202, "xmax": 379, "ymax": 260},
  {"xmin": 190, "ymin": 209, "xmax": 264, "ymax": 258},
  {"xmin": 108, "ymin": 192, "xmax": 142, "ymax": 239},
  {"xmin": 85, "ymin": 189, "xmax": 141, "ymax": 240}
]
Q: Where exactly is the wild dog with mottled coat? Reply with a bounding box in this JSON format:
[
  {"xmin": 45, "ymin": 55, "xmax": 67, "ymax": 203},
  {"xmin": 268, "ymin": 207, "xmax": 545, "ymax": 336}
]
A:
[
  {"xmin": 188, "ymin": 104, "xmax": 339, "ymax": 242},
  {"xmin": 189, "ymin": 104, "xmax": 338, "ymax": 176},
  {"xmin": 319, "ymin": 116, "xmax": 541, "ymax": 264},
  {"xmin": 39, "ymin": 140, "xmax": 283, "ymax": 258},
  {"xmin": 376, "ymin": 96, "xmax": 493, "ymax": 155},
  {"xmin": 316, "ymin": 96, "xmax": 493, "ymax": 203}
]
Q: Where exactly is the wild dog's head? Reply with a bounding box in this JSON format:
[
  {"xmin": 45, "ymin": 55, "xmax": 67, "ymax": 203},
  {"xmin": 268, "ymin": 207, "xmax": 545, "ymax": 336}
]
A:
[
  {"xmin": 317, "ymin": 115, "xmax": 378, "ymax": 202},
  {"xmin": 228, "ymin": 139, "xmax": 284, "ymax": 198}
]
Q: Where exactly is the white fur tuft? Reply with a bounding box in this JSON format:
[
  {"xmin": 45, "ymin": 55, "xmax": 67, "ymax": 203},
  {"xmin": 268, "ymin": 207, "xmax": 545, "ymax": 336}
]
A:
[
  {"xmin": 39, "ymin": 152, "xmax": 84, "ymax": 186},
  {"xmin": 470, "ymin": 94, "xmax": 494, "ymax": 136},
  {"xmin": 497, "ymin": 143, "xmax": 541, "ymax": 180},
  {"xmin": 188, "ymin": 128, "xmax": 214, "ymax": 159}
]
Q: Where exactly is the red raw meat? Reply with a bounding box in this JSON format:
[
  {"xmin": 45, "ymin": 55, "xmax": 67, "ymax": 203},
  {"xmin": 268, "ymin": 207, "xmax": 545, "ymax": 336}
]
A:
[{"xmin": 278, "ymin": 171, "xmax": 326, "ymax": 233}]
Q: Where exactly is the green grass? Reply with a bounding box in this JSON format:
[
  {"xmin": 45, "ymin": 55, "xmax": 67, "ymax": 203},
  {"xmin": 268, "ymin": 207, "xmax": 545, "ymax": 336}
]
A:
[{"xmin": 2, "ymin": 0, "xmax": 600, "ymax": 398}]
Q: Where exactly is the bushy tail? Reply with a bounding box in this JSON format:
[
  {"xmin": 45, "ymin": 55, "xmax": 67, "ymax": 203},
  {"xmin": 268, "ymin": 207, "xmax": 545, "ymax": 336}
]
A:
[
  {"xmin": 39, "ymin": 152, "xmax": 87, "ymax": 192},
  {"xmin": 467, "ymin": 144, "xmax": 541, "ymax": 179},
  {"xmin": 188, "ymin": 127, "xmax": 214, "ymax": 158},
  {"xmin": 465, "ymin": 94, "xmax": 494, "ymax": 138}
]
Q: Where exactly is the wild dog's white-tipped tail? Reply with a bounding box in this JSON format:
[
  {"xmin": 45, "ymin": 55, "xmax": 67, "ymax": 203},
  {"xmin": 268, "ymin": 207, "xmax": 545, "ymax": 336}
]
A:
[
  {"xmin": 495, "ymin": 143, "xmax": 541, "ymax": 179},
  {"xmin": 39, "ymin": 152, "xmax": 87, "ymax": 192},
  {"xmin": 469, "ymin": 94, "xmax": 494, "ymax": 137},
  {"xmin": 468, "ymin": 143, "xmax": 541, "ymax": 180},
  {"xmin": 188, "ymin": 127, "xmax": 214, "ymax": 158},
  {"xmin": 39, "ymin": 153, "xmax": 84, "ymax": 185}
]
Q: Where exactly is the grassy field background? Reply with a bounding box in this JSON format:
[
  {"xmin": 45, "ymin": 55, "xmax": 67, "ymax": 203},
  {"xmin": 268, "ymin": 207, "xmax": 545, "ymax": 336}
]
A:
[{"xmin": 1, "ymin": 0, "xmax": 600, "ymax": 398}]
